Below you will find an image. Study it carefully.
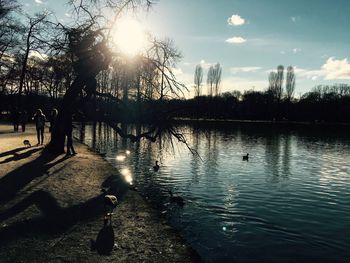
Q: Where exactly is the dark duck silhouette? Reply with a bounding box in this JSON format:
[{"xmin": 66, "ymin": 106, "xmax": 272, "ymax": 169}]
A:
[
  {"xmin": 90, "ymin": 215, "xmax": 115, "ymax": 255},
  {"xmin": 242, "ymin": 153, "xmax": 249, "ymax": 161},
  {"xmin": 153, "ymin": 161, "xmax": 160, "ymax": 171},
  {"xmin": 168, "ymin": 190, "xmax": 185, "ymax": 207},
  {"xmin": 23, "ymin": 139, "xmax": 31, "ymax": 147}
]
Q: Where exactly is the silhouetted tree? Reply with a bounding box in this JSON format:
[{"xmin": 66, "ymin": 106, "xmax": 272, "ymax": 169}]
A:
[
  {"xmin": 213, "ymin": 63, "xmax": 222, "ymax": 96},
  {"xmin": 276, "ymin": 65, "xmax": 284, "ymax": 102},
  {"xmin": 207, "ymin": 65, "xmax": 214, "ymax": 96},
  {"xmin": 268, "ymin": 71, "xmax": 277, "ymax": 96},
  {"xmin": 285, "ymin": 66, "xmax": 295, "ymax": 101},
  {"xmin": 17, "ymin": 13, "xmax": 50, "ymax": 110},
  {"xmin": 194, "ymin": 64, "xmax": 203, "ymax": 97}
]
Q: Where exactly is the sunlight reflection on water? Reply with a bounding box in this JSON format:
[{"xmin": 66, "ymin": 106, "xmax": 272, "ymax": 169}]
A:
[{"xmin": 74, "ymin": 122, "xmax": 350, "ymax": 263}]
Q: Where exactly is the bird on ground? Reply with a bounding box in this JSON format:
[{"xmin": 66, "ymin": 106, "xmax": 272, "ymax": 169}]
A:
[
  {"xmin": 153, "ymin": 161, "xmax": 160, "ymax": 171},
  {"xmin": 101, "ymin": 188, "xmax": 118, "ymax": 216},
  {"xmin": 242, "ymin": 153, "xmax": 249, "ymax": 161},
  {"xmin": 90, "ymin": 216, "xmax": 115, "ymax": 255},
  {"xmin": 23, "ymin": 139, "xmax": 31, "ymax": 147},
  {"xmin": 168, "ymin": 190, "xmax": 185, "ymax": 207}
]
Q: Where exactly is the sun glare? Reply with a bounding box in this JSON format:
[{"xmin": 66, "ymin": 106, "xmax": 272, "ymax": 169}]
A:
[{"xmin": 112, "ymin": 17, "xmax": 147, "ymax": 56}]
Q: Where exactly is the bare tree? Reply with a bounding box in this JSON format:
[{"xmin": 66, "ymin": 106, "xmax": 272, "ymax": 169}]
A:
[
  {"xmin": 17, "ymin": 13, "xmax": 50, "ymax": 109},
  {"xmin": 0, "ymin": 0, "xmax": 21, "ymax": 60},
  {"xmin": 207, "ymin": 65, "xmax": 214, "ymax": 96},
  {"xmin": 0, "ymin": 0, "xmax": 21, "ymax": 103},
  {"xmin": 285, "ymin": 66, "xmax": 295, "ymax": 101},
  {"xmin": 268, "ymin": 65, "xmax": 284, "ymax": 102},
  {"xmin": 213, "ymin": 63, "xmax": 222, "ymax": 96},
  {"xmin": 46, "ymin": 0, "xmax": 191, "ymax": 153},
  {"xmin": 194, "ymin": 64, "xmax": 203, "ymax": 97},
  {"xmin": 276, "ymin": 65, "xmax": 284, "ymax": 102},
  {"xmin": 268, "ymin": 71, "xmax": 277, "ymax": 94},
  {"xmin": 147, "ymin": 37, "xmax": 185, "ymax": 100}
]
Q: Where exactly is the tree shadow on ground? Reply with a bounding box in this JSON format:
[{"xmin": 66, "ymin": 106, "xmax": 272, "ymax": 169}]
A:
[
  {"xmin": 0, "ymin": 147, "xmax": 43, "ymax": 164},
  {"xmin": 0, "ymin": 147, "xmax": 29, "ymax": 159},
  {"xmin": 0, "ymin": 150, "xmax": 66, "ymax": 204},
  {"xmin": 0, "ymin": 174, "xmax": 128, "ymax": 244}
]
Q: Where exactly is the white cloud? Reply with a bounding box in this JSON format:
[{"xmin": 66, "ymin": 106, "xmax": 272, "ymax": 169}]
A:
[
  {"xmin": 322, "ymin": 57, "xmax": 350, "ymax": 80},
  {"xmin": 199, "ymin": 59, "xmax": 212, "ymax": 69},
  {"xmin": 291, "ymin": 16, "xmax": 300, "ymax": 23},
  {"xmin": 65, "ymin": 13, "xmax": 71, "ymax": 17},
  {"xmin": 35, "ymin": 0, "xmax": 43, "ymax": 4},
  {"xmin": 293, "ymin": 67, "xmax": 324, "ymax": 80},
  {"xmin": 293, "ymin": 57, "xmax": 350, "ymax": 81},
  {"xmin": 171, "ymin": 67, "xmax": 183, "ymax": 76},
  {"xmin": 227, "ymin": 14, "xmax": 245, "ymax": 26},
  {"xmin": 230, "ymin": 67, "xmax": 261, "ymax": 74},
  {"xmin": 225, "ymin": 37, "xmax": 246, "ymax": 44},
  {"xmin": 280, "ymin": 50, "xmax": 286, "ymax": 55},
  {"xmin": 183, "ymin": 60, "xmax": 212, "ymax": 70},
  {"xmin": 292, "ymin": 48, "xmax": 301, "ymax": 53}
]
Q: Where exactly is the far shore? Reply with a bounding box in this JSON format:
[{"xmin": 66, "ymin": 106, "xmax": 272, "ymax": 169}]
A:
[{"xmin": 174, "ymin": 117, "xmax": 350, "ymax": 127}]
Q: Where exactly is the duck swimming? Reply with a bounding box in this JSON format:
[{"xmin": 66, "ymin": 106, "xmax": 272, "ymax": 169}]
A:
[
  {"xmin": 168, "ymin": 190, "xmax": 185, "ymax": 207},
  {"xmin": 242, "ymin": 153, "xmax": 249, "ymax": 161},
  {"xmin": 153, "ymin": 161, "xmax": 160, "ymax": 171}
]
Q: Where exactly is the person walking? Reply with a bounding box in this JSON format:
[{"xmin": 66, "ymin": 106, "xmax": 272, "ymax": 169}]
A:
[
  {"xmin": 20, "ymin": 111, "xmax": 28, "ymax": 132},
  {"xmin": 49, "ymin": 108, "xmax": 58, "ymax": 133},
  {"xmin": 33, "ymin": 109, "xmax": 46, "ymax": 145},
  {"xmin": 12, "ymin": 108, "xmax": 19, "ymax": 132},
  {"xmin": 65, "ymin": 114, "xmax": 76, "ymax": 156}
]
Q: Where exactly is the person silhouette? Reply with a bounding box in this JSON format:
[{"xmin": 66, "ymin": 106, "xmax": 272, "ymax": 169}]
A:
[
  {"xmin": 49, "ymin": 108, "xmax": 58, "ymax": 133},
  {"xmin": 12, "ymin": 108, "xmax": 19, "ymax": 132},
  {"xmin": 20, "ymin": 111, "xmax": 28, "ymax": 132},
  {"xmin": 65, "ymin": 114, "xmax": 76, "ymax": 156},
  {"xmin": 33, "ymin": 109, "xmax": 46, "ymax": 145}
]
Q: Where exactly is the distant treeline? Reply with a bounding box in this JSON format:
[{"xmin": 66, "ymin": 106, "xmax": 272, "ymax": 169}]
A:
[
  {"xmin": 172, "ymin": 85, "xmax": 350, "ymax": 122},
  {"xmin": 1, "ymin": 82, "xmax": 350, "ymax": 123}
]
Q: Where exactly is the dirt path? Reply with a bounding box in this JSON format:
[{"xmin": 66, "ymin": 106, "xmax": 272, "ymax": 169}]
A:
[{"xmin": 0, "ymin": 123, "xmax": 201, "ymax": 263}]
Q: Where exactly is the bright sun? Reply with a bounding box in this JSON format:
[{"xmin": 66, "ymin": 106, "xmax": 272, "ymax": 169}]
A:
[{"xmin": 112, "ymin": 17, "xmax": 147, "ymax": 56}]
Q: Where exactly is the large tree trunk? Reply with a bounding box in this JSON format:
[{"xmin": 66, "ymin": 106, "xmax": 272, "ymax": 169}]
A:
[{"xmin": 46, "ymin": 75, "xmax": 86, "ymax": 153}]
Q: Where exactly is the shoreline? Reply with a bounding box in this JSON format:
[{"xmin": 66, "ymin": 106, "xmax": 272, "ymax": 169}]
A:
[
  {"xmin": 174, "ymin": 117, "xmax": 350, "ymax": 127},
  {"xmin": 0, "ymin": 123, "xmax": 201, "ymax": 263}
]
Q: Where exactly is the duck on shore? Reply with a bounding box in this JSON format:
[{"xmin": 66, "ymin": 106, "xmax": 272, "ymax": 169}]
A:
[
  {"xmin": 101, "ymin": 188, "xmax": 118, "ymax": 217},
  {"xmin": 23, "ymin": 139, "xmax": 31, "ymax": 147},
  {"xmin": 90, "ymin": 215, "xmax": 115, "ymax": 255}
]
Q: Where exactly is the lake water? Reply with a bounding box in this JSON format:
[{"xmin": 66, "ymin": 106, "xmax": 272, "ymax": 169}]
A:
[{"xmin": 74, "ymin": 122, "xmax": 350, "ymax": 263}]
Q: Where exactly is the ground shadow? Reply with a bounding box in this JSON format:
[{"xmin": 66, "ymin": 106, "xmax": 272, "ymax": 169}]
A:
[
  {"xmin": 0, "ymin": 150, "xmax": 65, "ymax": 204},
  {"xmin": 0, "ymin": 147, "xmax": 29, "ymax": 159},
  {"xmin": 0, "ymin": 174, "xmax": 128, "ymax": 244},
  {"xmin": 0, "ymin": 147, "xmax": 43, "ymax": 164}
]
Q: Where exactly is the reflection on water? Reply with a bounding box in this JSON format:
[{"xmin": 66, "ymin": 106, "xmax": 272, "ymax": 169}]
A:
[{"xmin": 74, "ymin": 122, "xmax": 350, "ymax": 263}]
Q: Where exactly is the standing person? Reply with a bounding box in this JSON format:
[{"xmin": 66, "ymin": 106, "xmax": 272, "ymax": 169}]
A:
[
  {"xmin": 49, "ymin": 108, "xmax": 58, "ymax": 133},
  {"xmin": 33, "ymin": 109, "xmax": 46, "ymax": 145},
  {"xmin": 12, "ymin": 108, "xmax": 19, "ymax": 132},
  {"xmin": 65, "ymin": 114, "xmax": 76, "ymax": 156},
  {"xmin": 20, "ymin": 111, "xmax": 28, "ymax": 132}
]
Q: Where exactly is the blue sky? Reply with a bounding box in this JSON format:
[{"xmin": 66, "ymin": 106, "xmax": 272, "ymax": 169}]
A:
[{"xmin": 22, "ymin": 0, "xmax": 350, "ymax": 97}]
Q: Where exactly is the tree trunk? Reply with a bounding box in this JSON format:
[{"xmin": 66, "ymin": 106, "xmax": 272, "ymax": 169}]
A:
[{"xmin": 46, "ymin": 74, "xmax": 86, "ymax": 153}]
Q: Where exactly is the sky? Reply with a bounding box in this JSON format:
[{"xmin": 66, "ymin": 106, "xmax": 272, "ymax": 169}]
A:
[{"xmin": 21, "ymin": 0, "xmax": 350, "ymax": 97}]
